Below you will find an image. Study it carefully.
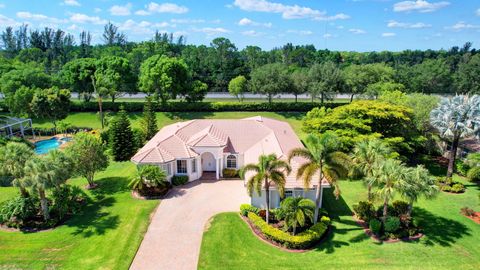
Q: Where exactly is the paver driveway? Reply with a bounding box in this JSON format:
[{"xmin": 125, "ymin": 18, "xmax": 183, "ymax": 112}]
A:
[{"xmin": 130, "ymin": 179, "xmax": 249, "ymax": 270}]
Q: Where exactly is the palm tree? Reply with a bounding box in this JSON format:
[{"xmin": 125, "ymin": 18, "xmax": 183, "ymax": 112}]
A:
[
  {"xmin": 352, "ymin": 139, "xmax": 392, "ymax": 201},
  {"xmin": 129, "ymin": 165, "xmax": 168, "ymax": 192},
  {"xmin": 240, "ymin": 154, "xmax": 291, "ymax": 224},
  {"xmin": 0, "ymin": 142, "xmax": 34, "ymax": 197},
  {"xmin": 430, "ymin": 95, "xmax": 480, "ymax": 178},
  {"xmin": 288, "ymin": 132, "xmax": 351, "ymax": 224},
  {"xmin": 280, "ymin": 197, "xmax": 315, "ymax": 235},
  {"xmin": 44, "ymin": 150, "xmax": 74, "ymax": 190},
  {"xmin": 371, "ymin": 159, "xmax": 408, "ymax": 221},
  {"xmin": 23, "ymin": 157, "xmax": 55, "ymax": 221},
  {"xmin": 399, "ymin": 165, "xmax": 439, "ymax": 217}
]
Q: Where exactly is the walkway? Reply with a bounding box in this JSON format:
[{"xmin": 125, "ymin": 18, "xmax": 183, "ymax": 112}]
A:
[{"xmin": 130, "ymin": 179, "xmax": 249, "ymax": 270}]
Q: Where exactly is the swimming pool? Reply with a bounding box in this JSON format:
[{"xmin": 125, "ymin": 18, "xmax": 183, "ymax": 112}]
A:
[{"xmin": 34, "ymin": 137, "xmax": 72, "ymax": 155}]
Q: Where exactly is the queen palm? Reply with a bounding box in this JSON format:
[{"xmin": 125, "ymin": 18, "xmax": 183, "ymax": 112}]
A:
[
  {"xmin": 400, "ymin": 165, "xmax": 438, "ymax": 217},
  {"xmin": 430, "ymin": 95, "xmax": 480, "ymax": 178},
  {"xmin": 23, "ymin": 157, "xmax": 55, "ymax": 221},
  {"xmin": 240, "ymin": 154, "xmax": 291, "ymax": 224},
  {"xmin": 280, "ymin": 197, "xmax": 315, "ymax": 235},
  {"xmin": 45, "ymin": 150, "xmax": 74, "ymax": 190},
  {"xmin": 352, "ymin": 139, "xmax": 392, "ymax": 201},
  {"xmin": 0, "ymin": 142, "xmax": 34, "ymax": 197},
  {"xmin": 288, "ymin": 131, "xmax": 351, "ymax": 224}
]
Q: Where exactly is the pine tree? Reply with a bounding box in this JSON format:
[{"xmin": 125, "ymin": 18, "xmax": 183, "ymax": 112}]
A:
[
  {"xmin": 141, "ymin": 97, "xmax": 158, "ymax": 140},
  {"xmin": 109, "ymin": 106, "xmax": 135, "ymax": 161}
]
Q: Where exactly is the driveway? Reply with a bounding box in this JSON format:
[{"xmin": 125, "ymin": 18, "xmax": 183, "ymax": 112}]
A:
[{"xmin": 130, "ymin": 180, "xmax": 249, "ymax": 270}]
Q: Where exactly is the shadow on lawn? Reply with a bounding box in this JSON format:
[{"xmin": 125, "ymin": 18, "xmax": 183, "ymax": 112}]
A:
[
  {"xmin": 414, "ymin": 207, "xmax": 471, "ymax": 247},
  {"xmin": 164, "ymin": 111, "xmax": 215, "ymax": 121},
  {"xmin": 66, "ymin": 177, "xmax": 128, "ymax": 238}
]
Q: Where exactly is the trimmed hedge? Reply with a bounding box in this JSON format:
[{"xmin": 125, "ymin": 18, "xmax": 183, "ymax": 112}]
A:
[
  {"xmin": 240, "ymin": 204, "xmax": 259, "ymax": 216},
  {"xmin": 171, "ymin": 175, "xmax": 189, "ymax": 186},
  {"xmin": 247, "ymin": 212, "xmax": 328, "ymax": 249},
  {"xmin": 223, "ymin": 168, "xmax": 239, "ymax": 178}
]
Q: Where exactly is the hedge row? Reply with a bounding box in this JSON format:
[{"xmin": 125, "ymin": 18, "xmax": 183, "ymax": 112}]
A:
[{"xmin": 247, "ymin": 212, "xmax": 329, "ymax": 249}]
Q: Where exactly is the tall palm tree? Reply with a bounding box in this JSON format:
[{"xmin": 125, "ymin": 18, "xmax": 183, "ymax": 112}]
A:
[
  {"xmin": 430, "ymin": 95, "xmax": 480, "ymax": 178},
  {"xmin": 44, "ymin": 150, "xmax": 74, "ymax": 190},
  {"xmin": 288, "ymin": 132, "xmax": 351, "ymax": 224},
  {"xmin": 240, "ymin": 154, "xmax": 291, "ymax": 224},
  {"xmin": 23, "ymin": 157, "xmax": 55, "ymax": 221},
  {"xmin": 280, "ymin": 197, "xmax": 315, "ymax": 235},
  {"xmin": 399, "ymin": 165, "xmax": 439, "ymax": 217},
  {"xmin": 0, "ymin": 142, "xmax": 34, "ymax": 197},
  {"xmin": 371, "ymin": 159, "xmax": 408, "ymax": 221},
  {"xmin": 352, "ymin": 139, "xmax": 392, "ymax": 201}
]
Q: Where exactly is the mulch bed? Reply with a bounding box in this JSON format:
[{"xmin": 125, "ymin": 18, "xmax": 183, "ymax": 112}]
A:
[
  {"xmin": 240, "ymin": 214, "xmax": 330, "ymax": 253},
  {"xmin": 353, "ymin": 215, "xmax": 423, "ymax": 243},
  {"xmin": 463, "ymin": 212, "xmax": 480, "ymax": 224},
  {"xmin": 0, "ymin": 222, "xmax": 59, "ymax": 233},
  {"xmin": 131, "ymin": 189, "xmax": 171, "ymax": 200}
]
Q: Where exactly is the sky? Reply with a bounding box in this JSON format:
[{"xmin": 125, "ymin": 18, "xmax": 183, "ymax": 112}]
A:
[{"xmin": 0, "ymin": 0, "xmax": 479, "ymax": 52}]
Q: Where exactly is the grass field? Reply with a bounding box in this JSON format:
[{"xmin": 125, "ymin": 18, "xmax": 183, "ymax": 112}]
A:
[
  {"xmin": 198, "ymin": 174, "xmax": 480, "ymax": 270},
  {"xmin": 0, "ymin": 162, "xmax": 159, "ymax": 270}
]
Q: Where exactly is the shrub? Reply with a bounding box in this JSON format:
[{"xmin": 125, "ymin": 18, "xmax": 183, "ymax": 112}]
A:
[
  {"xmin": 353, "ymin": 201, "xmax": 375, "ymax": 221},
  {"xmin": 369, "ymin": 218, "xmax": 382, "ymax": 235},
  {"xmin": 240, "ymin": 204, "xmax": 259, "ymax": 216},
  {"xmin": 441, "ymin": 185, "xmax": 452, "ymax": 192},
  {"xmin": 171, "ymin": 175, "xmax": 189, "ymax": 186},
  {"xmin": 455, "ymin": 160, "xmax": 470, "ymax": 176},
  {"xmin": 50, "ymin": 185, "xmax": 88, "ymax": 221},
  {"xmin": 247, "ymin": 212, "xmax": 328, "ymax": 249},
  {"xmin": 450, "ymin": 183, "xmax": 465, "ymax": 193},
  {"xmin": 467, "ymin": 167, "xmax": 480, "ymax": 182},
  {"xmin": 0, "ymin": 196, "xmax": 37, "ymax": 227},
  {"xmin": 392, "ymin": 200, "xmax": 410, "ymax": 216},
  {"xmin": 460, "ymin": 207, "xmax": 476, "ymax": 217},
  {"xmin": 384, "ymin": 216, "xmax": 401, "ymax": 233},
  {"xmin": 320, "ymin": 216, "xmax": 331, "ymax": 225},
  {"xmin": 222, "ymin": 168, "xmax": 238, "ymax": 178}
]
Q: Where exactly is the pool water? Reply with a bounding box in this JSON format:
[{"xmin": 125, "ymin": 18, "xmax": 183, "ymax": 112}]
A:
[{"xmin": 34, "ymin": 137, "xmax": 72, "ymax": 155}]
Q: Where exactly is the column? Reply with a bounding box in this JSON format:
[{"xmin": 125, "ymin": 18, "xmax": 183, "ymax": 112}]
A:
[{"xmin": 215, "ymin": 158, "xmax": 220, "ymax": 179}]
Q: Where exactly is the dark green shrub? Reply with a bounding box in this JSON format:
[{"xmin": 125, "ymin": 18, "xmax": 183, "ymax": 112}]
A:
[
  {"xmin": 450, "ymin": 183, "xmax": 465, "ymax": 193},
  {"xmin": 392, "ymin": 200, "xmax": 409, "ymax": 216},
  {"xmin": 240, "ymin": 204, "xmax": 259, "ymax": 216},
  {"xmin": 369, "ymin": 219, "xmax": 382, "ymax": 235},
  {"xmin": 0, "ymin": 196, "xmax": 38, "ymax": 228},
  {"xmin": 317, "ymin": 208, "xmax": 329, "ymax": 220},
  {"xmin": 50, "ymin": 185, "xmax": 88, "ymax": 221},
  {"xmin": 353, "ymin": 201, "xmax": 375, "ymax": 221},
  {"xmin": 222, "ymin": 168, "xmax": 238, "ymax": 178},
  {"xmin": 441, "ymin": 185, "xmax": 452, "ymax": 192},
  {"xmin": 171, "ymin": 175, "xmax": 189, "ymax": 186},
  {"xmin": 467, "ymin": 167, "xmax": 480, "ymax": 182},
  {"xmin": 455, "ymin": 160, "xmax": 470, "ymax": 176},
  {"xmin": 384, "ymin": 216, "xmax": 401, "ymax": 233}
]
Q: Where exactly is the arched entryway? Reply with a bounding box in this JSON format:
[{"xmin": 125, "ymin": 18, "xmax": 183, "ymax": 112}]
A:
[{"xmin": 201, "ymin": 152, "xmax": 216, "ymax": 172}]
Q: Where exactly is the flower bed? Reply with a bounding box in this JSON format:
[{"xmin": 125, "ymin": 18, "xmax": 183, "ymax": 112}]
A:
[{"xmin": 460, "ymin": 207, "xmax": 480, "ymax": 224}]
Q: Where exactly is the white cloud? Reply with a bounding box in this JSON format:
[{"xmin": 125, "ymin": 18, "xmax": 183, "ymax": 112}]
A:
[
  {"xmin": 337, "ymin": 25, "xmax": 344, "ymax": 29},
  {"xmin": 393, "ymin": 1, "xmax": 450, "ymax": 13},
  {"xmin": 238, "ymin": 17, "xmax": 272, "ymax": 27},
  {"xmin": 63, "ymin": 0, "xmax": 80, "ymax": 7},
  {"xmin": 16, "ymin": 12, "xmax": 67, "ymax": 24},
  {"xmin": 382, "ymin": 32, "xmax": 396, "ymax": 37},
  {"xmin": 94, "ymin": 8, "xmax": 102, "ymax": 13},
  {"xmin": 0, "ymin": 15, "xmax": 20, "ymax": 27},
  {"xmin": 110, "ymin": 3, "xmax": 132, "ymax": 16},
  {"xmin": 136, "ymin": 2, "xmax": 188, "ymax": 15},
  {"xmin": 193, "ymin": 27, "xmax": 230, "ymax": 36},
  {"xmin": 233, "ymin": 0, "xmax": 349, "ymax": 21},
  {"xmin": 242, "ymin": 30, "xmax": 264, "ymax": 37},
  {"xmin": 323, "ymin": 33, "xmax": 334, "ymax": 39},
  {"xmin": 69, "ymin": 13, "xmax": 107, "ymax": 24},
  {"xmin": 446, "ymin": 21, "xmax": 480, "ymax": 31},
  {"xmin": 349, "ymin": 28, "xmax": 366, "ymax": 34},
  {"xmin": 287, "ymin": 29, "xmax": 313, "ymax": 36},
  {"xmin": 387, "ymin": 20, "xmax": 431, "ymax": 28},
  {"xmin": 0, "ymin": 4, "xmax": 5, "ymax": 8},
  {"xmin": 476, "ymin": 8, "xmax": 480, "ymax": 16},
  {"xmin": 118, "ymin": 19, "xmax": 154, "ymax": 35},
  {"xmin": 171, "ymin": 18, "xmax": 205, "ymax": 24}
]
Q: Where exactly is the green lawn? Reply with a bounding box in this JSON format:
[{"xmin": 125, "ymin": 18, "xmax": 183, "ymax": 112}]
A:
[
  {"xmin": 198, "ymin": 177, "xmax": 480, "ymax": 270},
  {"xmin": 0, "ymin": 162, "xmax": 159, "ymax": 270}
]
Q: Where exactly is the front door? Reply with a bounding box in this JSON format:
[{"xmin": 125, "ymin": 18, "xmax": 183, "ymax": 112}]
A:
[{"xmin": 201, "ymin": 152, "xmax": 216, "ymax": 172}]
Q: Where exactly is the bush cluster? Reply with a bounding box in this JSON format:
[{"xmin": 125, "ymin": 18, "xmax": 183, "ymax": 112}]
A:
[
  {"xmin": 437, "ymin": 178, "xmax": 465, "ymax": 193},
  {"xmin": 467, "ymin": 167, "xmax": 480, "ymax": 182},
  {"xmin": 353, "ymin": 201, "xmax": 375, "ymax": 222},
  {"xmin": 247, "ymin": 212, "xmax": 329, "ymax": 249},
  {"xmin": 171, "ymin": 175, "xmax": 189, "ymax": 186},
  {"xmin": 240, "ymin": 204, "xmax": 259, "ymax": 216},
  {"xmin": 455, "ymin": 159, "xmax": 470, "ymax": 176},
  {"xmin": 222, "ymin": 168, "xmax": 239, "ymax": 178}
]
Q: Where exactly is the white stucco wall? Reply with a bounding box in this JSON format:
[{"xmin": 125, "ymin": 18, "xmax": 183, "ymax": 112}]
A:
[{"xmin": 251, "ymin": 187, "xmax": 324, "ymax": 209}]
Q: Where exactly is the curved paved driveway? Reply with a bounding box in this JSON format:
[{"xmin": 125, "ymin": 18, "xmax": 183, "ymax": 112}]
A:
[{"xmin": 130, "ymin": 180, "xmax": 249, "ymax": 270}]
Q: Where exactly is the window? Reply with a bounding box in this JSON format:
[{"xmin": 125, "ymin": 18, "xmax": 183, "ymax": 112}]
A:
[
  {"xmin": 177, "ymin": 160, "xmax": 187, "ymax": 174},
  {"xmin": 191, "ymin": 159, "xmax": 197, "ymax": 173},
  {"xmin": 285, "ymin": 190, "xmax": 293, "ymax": 198},
  {"xmin": 226, "ymin": 155, "xmax": 237, "ymax": 169},
  {"xmin": 161, "ymin": 163, "xmax": 171, "ymax": 175}
]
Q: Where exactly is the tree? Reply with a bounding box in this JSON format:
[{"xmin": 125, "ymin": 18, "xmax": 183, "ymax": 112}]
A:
[
  {"xmin": 23, "ymin": 157, "xmax": 54, "ymax": 221},
  {"xmin": 307, "ymin": 62, "xmax": 344, "ymax": 103},
  {"xmin": 184, "ymin": 80, "xmax": 208, "ymax": 103},
  {"xmin": 240, "ymin": 154, "xmax": 291, "ymax": 223},
  {"xmin": 250, "ymin": 63, "xmax": 292, "ymax": 103},
  {"xmin": 6, "ymin": 86, "xmax": 35, "ymax": 117},
  {"xmin": 344, "ymin": 63, "xmax": 394, "ymax": 102},
  {"xmin": 290, "ymin": 69, "xmax": 308, "ymax": 103},
  {"xmin": 0, "ymin": 142, "xmax": 34, "ymax": 197},
  {"xmin": 140, "ymin": 97, "xmax": 158, "ymax": 140},
  {"xmin": 109, "ymin": 107, "xmax": 136, "ymax": 161},
  {"xmin": 128, "ymin": 165, "xmax": 168, "ymax": 192},
  {"xmin": 139, "ymin": 55, "xmax": 189, "ymax": 104},
  {"xmin": 288, "ymin": 132, "xmax": 351, "ymax": 223},
  {"xmin": 102, "ymin": 22, "xmax": 126, "ymax": 46},
  {"xmin": 95, "ymin": 56, "xmax": 134, "ymax": 102},
  {"xmin": 455, "ymin": 54, "xmax": 480, "ymax": 94},
  {"xmin": 60, "ymin": 58, "xmax": 96, "ymax": 102},
  {"xmin": 411, "ymin": 58, "xmax": 452, "ymax": 94},
  {"xmin": 399, "ymin": 165, "xmax": 438, "ymax": 217},
  {"xmin": 279, "ymin": 197, "xmax": 315, "ymax": 235},
  {"xmin": 228, "ymin": 75, "xmax": 248, "ymax": 102},
  {"xmin": 430, "ymin": 95, "xmax": 480, "ymax": 178},
  {"xmin": 30, "ymin": 87, "xmax": 71, "ymax": 129},
  {"xmin": 66, "ymin": 132, "xmax": 109, "ymax": 189},
  {"xmin": 352, "ymin": 139, "xmax": 392, "ymax": 201},
  {"xmin": 44, "ymin": 150, "xmax": 73, "ymax": 190}
]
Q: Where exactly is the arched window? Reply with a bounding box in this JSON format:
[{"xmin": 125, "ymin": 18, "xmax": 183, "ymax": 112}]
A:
[{"xmin": 226, "ymin": 155, "xmax": 237, "ymax": 169}]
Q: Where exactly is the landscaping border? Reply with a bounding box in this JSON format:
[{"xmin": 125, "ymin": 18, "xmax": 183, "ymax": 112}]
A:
[
  {"xmin": 130, "ymin": 189, "xmax": 171, "ymax": 200},
  {"xmin": 352, "ymin": 215, "xmax": 423, "ymax": 243}
]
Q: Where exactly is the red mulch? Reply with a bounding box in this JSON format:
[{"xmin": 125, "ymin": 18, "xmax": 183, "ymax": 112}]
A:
[
  {"xmin": 432, "ymin": 156, "xmax": 449, "ymax": 167},
  {"xmin": 463, "ymin": 212, "xmax": 480, "ymax": 224},
  {"xmin": 353, "ymin": 215, "xmax": 423, "ymax": 243}
]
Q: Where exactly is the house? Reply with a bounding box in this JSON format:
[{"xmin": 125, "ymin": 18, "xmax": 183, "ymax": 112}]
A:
[{"xmin": 131, "ymin": 116, "xmax": 330, "ymax": 208}]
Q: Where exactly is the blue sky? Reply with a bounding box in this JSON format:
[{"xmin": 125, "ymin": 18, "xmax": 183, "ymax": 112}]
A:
[{"xmin": 0, "ymin": 0, "xmax": 479, "ymax": 51}]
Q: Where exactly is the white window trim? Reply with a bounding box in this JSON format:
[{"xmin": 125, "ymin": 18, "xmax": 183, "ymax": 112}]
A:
[
  {"xmin": 176, "ymin": 159, "xmax": 188, "ymax": 174},
  {"xmin": 225, "ymin": 154, "xmax": 238, "ymax": 169}
]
